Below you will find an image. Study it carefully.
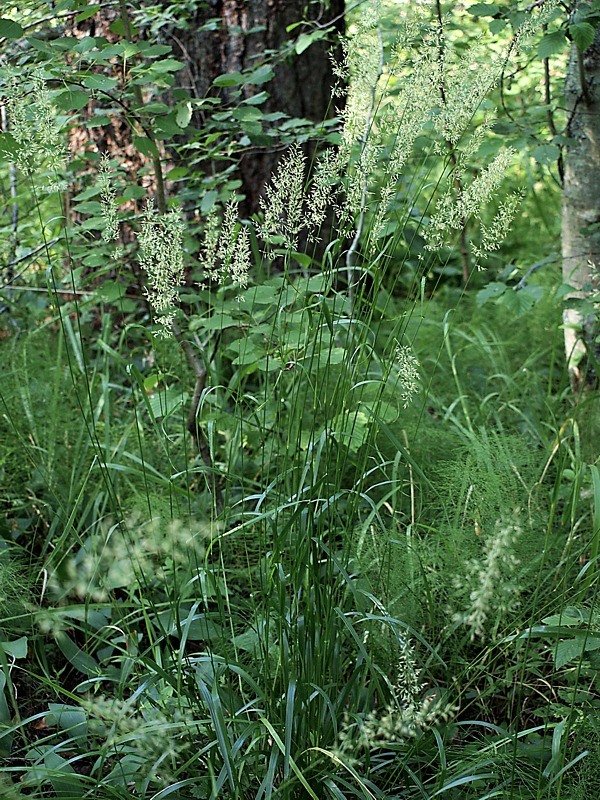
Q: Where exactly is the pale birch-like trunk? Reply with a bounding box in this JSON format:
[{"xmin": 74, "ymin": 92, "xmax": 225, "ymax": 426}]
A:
[{"xmin": 562, "ymin": 11, "xmax": 600, "ymax": 392}]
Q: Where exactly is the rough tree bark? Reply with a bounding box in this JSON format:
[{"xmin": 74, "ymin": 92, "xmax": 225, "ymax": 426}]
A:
[{"xmin": 562, "ymin": 9, "xmax": 600, "ymax": 393}]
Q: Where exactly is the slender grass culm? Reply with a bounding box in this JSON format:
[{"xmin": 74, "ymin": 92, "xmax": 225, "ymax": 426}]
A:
[{"xmin": 1, "ymin": 0, "xmax": 599, "ymax": 798}]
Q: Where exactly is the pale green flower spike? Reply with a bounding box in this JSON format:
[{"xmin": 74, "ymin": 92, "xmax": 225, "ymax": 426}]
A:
[
  {"xmin": 49, "ymin": 516, "xmax": 209, "ymax": 602},
  {"xmin": 3, "ymin": 69, "xmax": 67, "ymax": 192},
  {"xmin": 98, "ymin": 154, "xmax": 120, "ymax": 246},
  {"xmin": 472, "ymin": 190, "xmax": 524, "ymax": 267},
  {"xmin": 138, "ymin": 201, "xmax": 185, "ymax": 337},
  {"xmin": 336, "ymin": 636, "xmax": 455, "ymax": 761},
  {"xmin": 425, "ymin": 148, "xmax": 517, "ymax": 256},
  {"xmin": 305, "ymin": 149, "xmax": 340, "ymax": 242},
  {"xmin": 395, "ymin": 343, "xmax": 420, "ymax": 408},
  {"xmin": 258, "ymin": 142, "xmax": 306, "ymax": 255},
  {"xmin": 198, "ymin": 200, "xmax": 249, "ymax": 293},
  {"xmin": 453, "ymin": 512, "xmax": 523, "ymax": 640}
]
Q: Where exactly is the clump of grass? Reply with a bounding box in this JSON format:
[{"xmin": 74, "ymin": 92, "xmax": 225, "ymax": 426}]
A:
[
  {"xmin": 0, "ymin": 547, "xmax": 34, "ymax": 637},
  {"xmin": 0, "ymin": 1, "xmax": 594, "ymax": 799}
]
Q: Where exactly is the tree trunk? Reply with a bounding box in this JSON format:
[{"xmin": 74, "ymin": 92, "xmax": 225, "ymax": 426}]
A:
[
  {"xmin": 171, "ymin": 0, "xmax": 344, "ymax": 215},
  {"xmin": 69, "ymin": 1, "xmax": 343, "ymax": 217},
  {"xmin": 562, "ymin": 13, "xmax": 600, "ymax": 393}
]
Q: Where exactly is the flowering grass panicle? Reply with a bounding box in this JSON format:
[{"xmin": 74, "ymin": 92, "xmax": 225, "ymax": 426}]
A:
[
  {"xmin": 49, "ymin": 517, "xmax": 208, "ymax": 602},
  {"xmin": 97, "ymin": 154, "xmax": 120, "ymax": 246},
  {"xmin": 216, "ymin": 200, "xmax": 242, "ymax": 269},
  {"xmin": 425, "ymin": 147, "xmax": 517, "ymax": 257},
  {"xmin": 139, "ymin": 200, "xmax": 185, "ymax": 336},
  {"xmin": 472, "ymin": 190, "xmax": 524, "ymax": 264},
  {"xmin": 2, "ymin": 69, "xmax": 67, "ymax": 191},
  {"xmin": 197, "ymin": 200, "xmax": 250, "ymax": 294},
  {"xmin": 305, "ymin": 148, "xmax": 341, "ymax": 242},
  {"xmin": 217, "ymin": 200, "xmax": 251, "ymax": 291},
  {"xmin": 332, "ymin": 11, "xmax": 384, "ymax": 237},
  {"xmin": 229, "ymin": 224, "xmax": 251, "ymax": 293},
  {"xmin": 84, "ymin": 694, "xmax": 188, "ymax": 769},
  {"xmin": 394, "ymin": 343, "xmax": 420, "ymax": 408},
  {"xmin": 197, "ymin": 208, "xmax": 221, "ymax": 287},
  {"xmin": 334, "ymin": 10, "xmax": 383, "ymax": 154},
  {"xmin": 453, "ymin": 512, "xmax": 523, "ymax": 640},
  {"xmin": 368, "ymin": 43, "xmax": 440, "ymax": 249},
  {"xmin": 433, "ymin": 36, "xmax": 502, "ymax": 150},
  {"xmin": 337, "ymin": 637, "xmax": 455, "ymax": 760},
  {"xmin": 258, "ymin": 142, "xmax": 306, "ymax": 255}
]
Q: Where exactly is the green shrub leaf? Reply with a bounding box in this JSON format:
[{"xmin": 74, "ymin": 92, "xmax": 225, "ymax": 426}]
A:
[{"xmin": 0, "ymin": 18, "xmax": 24, "ymax": 38}]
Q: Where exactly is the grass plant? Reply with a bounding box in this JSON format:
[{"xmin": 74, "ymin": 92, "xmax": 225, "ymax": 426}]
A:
[{"xmin": 0, "ymin": 1, "xmax": 599, "ymax": 798}]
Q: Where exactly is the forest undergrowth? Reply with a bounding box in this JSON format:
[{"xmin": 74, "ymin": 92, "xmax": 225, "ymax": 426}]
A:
[{"xmin": 0, "ymin": 1, "xmax": 599, "ymax": 798}]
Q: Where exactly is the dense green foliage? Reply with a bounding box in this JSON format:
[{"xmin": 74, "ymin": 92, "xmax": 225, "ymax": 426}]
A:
[{"xmin": 1, "ymin": 1, "xmax": 600, "ymax": 798}]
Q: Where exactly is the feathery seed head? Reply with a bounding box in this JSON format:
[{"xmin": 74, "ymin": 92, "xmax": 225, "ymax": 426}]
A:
[
  {"xmin": 394, "ymin": 343, "xmax": 421, "ymax": 408},
  {"xmin": 425, "ymin": 148, "xmax": 516, "ymax": 252},
  {"xmin": 472, "ymin": 190, "xmax": 523, "ymax": 266},
  {"xmin": 2, "ymin": 69, "xmax": 67, "ymax": 191},
  {"xmin": 336, "ymin": 10, "xmax": 383, "ymax": 151},
  {"xmin": 258, "ymin": 143, "xmax": 306, "ymax": 255},
  {"xmin": 98, "ymin": 154, "xmax": 120, "ymax": 245},
  {"xmin": 139, "ymin": 200, "xmax": 185, "ymax": 337},
  {"xmin": 49, "ymin": 516, "xmax": 209, "ymax": 602},
  {"xmin": 453, "ymin": 511, "xmax": 523, "ymax": 640},
  {"xmin": 305, "ymin": 148, "xmax": 341, "ymax": 241},
  {"xmin": 337, "ymin": 637, "xmax": 455, "ymax": 760},
  {"xmin": 198, "ymin": 200, "xmax": 250, "ymax": 292}
]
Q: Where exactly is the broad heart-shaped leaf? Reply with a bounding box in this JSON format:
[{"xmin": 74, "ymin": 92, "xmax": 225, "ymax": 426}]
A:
[
  {"xmin": 55, "ymin": 89, "xmax": 90, "ymax": 112},
  {"xmin": 133, "ymin": 135, "xmax": 159, "ymax": 158},
  {"xmin": 213, "ymin": 63, "xmax": 273, "ymax": 87},
  {"xmin": 543, "ymin": 610, "xmax": 588, "ymax": 627},
  {"xmin": 498, "ymin": 285, "xmax": 543, "ymax": 316},
  {"xmin": 175, "ymin": 100, "xmax": 193, "ymax": 129},
  {"xmin": 232, "ymin": 106, "xmax": 264, "ymax": 124},
  {"xmin": 191, "ymin": 313, "xmax": 237, "ymax": 331},
  {"xmin": 489, "ymin": 18, "xmax": 507, "ymax": 34},
  {"xmin": 476, "ymin": 281, "xmax": 506, "ymax": 307},
  {"xmin": 537, "ymin": 30, "xmax": 568, "ymax": 59},
  {"xmin": 294, "ymin": 28, "xmax": 330, "ymax": 55},
  {"xmin": 158, "ymin": 608, "xmax": 225, "ymax": 641},
  {"xmin": 155, "ymin": 109, "xmax": 184, "ymax": 136},
  {"xmin": 24, "ymin": 748, "xmax": 85, "ymax": 797},
  {"xmin": 76, "ymin": 5, "xmax": 102, "ymax": 22},
  {"xmin": 467, "ymin": 3, "xmax": 500, "ymax": 17},
  {"xmin": 554, "ymin": 633, "xmax": 600, "ymax": 669},
  {"xmin": 227, "ymin": 337, "xmax": 265, "ymax": 366},
  {"xmin": 137, "ymin": 43, "xmax": 172, "ymax": 57},
  {"xmin": 82, "ymin": 73, "xmax": 118, "ymax": 92},
  {"xmin": 147, "ymin": 386, "xmax": 187, "ymax": 419},
  {"xmin": 314, "ymin": 347, "xmax": 346, "ymax": 370},
  {"xmin": 531, "ymin": 143, "xmax": 560, "ymax": 166},
  {"xmin": 56, "ymin": 633, "xmax": 101, "ymax": 677},
  {"xmin": 148, "ymin": 58, "xmax": 184, "ymax": 73},
  {"xmin": 213, "ymin": 71, "xmax": 245, "ymax": 87},
  {"xmin": 569, "ymin": 21, "xmax": 596, "ymax": 53},
  {"xmin": 200, "ymin": 189, "xmax": 218, "ymax": 213},
  {"xmin": 0, "ymin": 18, "xmax": 24, "ymax": 38},
  {"xmin": 101, "ymin": 753, "xmax": 146, "ymax": 788},
  {"xmin": 247, "ymin": 63, "xmax": 274, "ymax": 84},
  {"xmin": 246, "ymin": 284, "xmax": 282, "ymax": 306}
]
